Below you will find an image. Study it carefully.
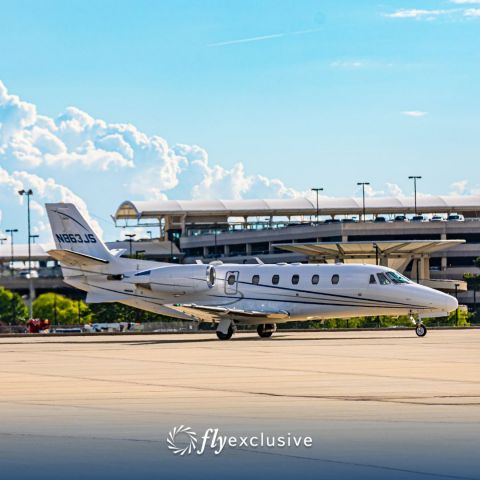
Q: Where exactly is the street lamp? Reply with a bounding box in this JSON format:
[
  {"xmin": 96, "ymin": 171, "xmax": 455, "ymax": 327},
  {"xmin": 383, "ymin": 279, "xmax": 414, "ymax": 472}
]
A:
[
  {"xmin": 147, "ymin": 230, "xmax": 153, "ymax": 240},
  {"xmin": 0, "ymin": 237, "xmax": 6, "ymax": 245},
  {"xmin": 311, "ymin": 187, "xmax": 324, "ymax": 224},
  {"xmin": 454, "ymin": 283, "xmax": 460, "ymax": 325},
  {"xmin": 408, "ymin": 176, "xmax": 422, "ymax": 215},
  {"xmin": 18, "ymin": 188, "xmax": 34, "ymax": 319},
  {"xmin": 30, "ymin": 234, "xmax": 39, "ymax": 244},
  {"xmin": 5, "ymin": 229, "xmax": 18, "ymax": 276},
  {"xmin": 125, "ymin": 233, "xmax": 136, "ymax": 257},
  {"xmin": 357, "ymin": 182, "xmax": 370, "ymax": 222}
]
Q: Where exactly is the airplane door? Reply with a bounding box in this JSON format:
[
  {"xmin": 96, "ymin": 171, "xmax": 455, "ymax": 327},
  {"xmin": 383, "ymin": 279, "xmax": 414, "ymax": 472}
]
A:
[{"xmin": 225, "ymin": 271, "xmax": 239, "ymax": 295}]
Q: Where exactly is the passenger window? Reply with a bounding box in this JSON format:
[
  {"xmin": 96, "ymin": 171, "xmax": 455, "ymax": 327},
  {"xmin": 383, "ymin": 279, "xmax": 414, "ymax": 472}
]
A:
[
  {"xmin": 272, "ymin": 274, "xmax": 280, "ymax": 285},
  {"xmin": 369, "ymin": 274, "xmax": 377, "ymax": 284},
  {"xmin": 292, "ymin": 274, "xmax": 299, "ymax": 285},
  {"xmin": 227, "ymin": 274, "xmax": 236, "ymax": 286},
  {"xmin": 331, "ymin": 274, "xmax": 339, "ymax": 285},
  {"xmin": 312, "ymin": 274, "xmax": 319, "ymax": 285},
  {"xmin": 252, "ymin": 275, "xmax": 259, "ymax": 285},
  {"xmin": 377, "ymin": 273, "xmax": 391, "ymax": 285}
]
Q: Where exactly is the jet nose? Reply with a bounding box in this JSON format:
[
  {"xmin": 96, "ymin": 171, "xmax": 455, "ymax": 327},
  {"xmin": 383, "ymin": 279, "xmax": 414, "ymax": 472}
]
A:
[{"xmin": 444, "ymin": 294, "xmax": 458, "ymax": 313}]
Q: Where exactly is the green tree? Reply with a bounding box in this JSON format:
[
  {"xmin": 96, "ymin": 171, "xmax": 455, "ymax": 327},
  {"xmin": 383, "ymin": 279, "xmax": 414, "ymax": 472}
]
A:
[
  {"xmin": 33, "ymin": 293, "xmax": 93, "ymax": 325},
  {"xmin": 88, "ymin": 302, "xmax": 175, "ymax": 323},
  {"xmin": 0, "ymin": 287, "xmax": 28, "ymax": 324},
  {"xmin": 464, "ymin": 273, "xmax": 480, "ymax": 310}
]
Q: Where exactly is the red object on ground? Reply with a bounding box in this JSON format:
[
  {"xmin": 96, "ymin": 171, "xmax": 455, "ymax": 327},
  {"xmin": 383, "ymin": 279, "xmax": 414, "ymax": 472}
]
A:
[{"xmin": 26, "ymin": 319, "xmax": 50, "ymax": 333}]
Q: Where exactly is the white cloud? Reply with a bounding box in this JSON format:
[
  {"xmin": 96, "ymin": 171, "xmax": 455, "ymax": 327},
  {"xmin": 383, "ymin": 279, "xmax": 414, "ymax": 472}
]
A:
[
  {"xmin": 386, "ymin": 183, "xmax": 404, "ymax": 196},
  {"xmin": 450, "ymin": 180, "xmax": 468, "ymax": 195},
  {"xmin": 401, "ymin": 111, "xmax": 428, "ymax": 117},
  {"xmin": 385, "ymin": 9, "xmax": 455, "ymax": 19},
  {"xmin": 330, "ymin": 60, "xmax": 366, "ymax": 69},
  {"xmin": 0, "ymin": 166, "xmax": 102, "ymax": 239},
  {"xmin": 464, "ymin": 8, "xmax": 480, "ymax": 15},
  {"xmin": 385, "ymin": 6, "xmax": 480, "ymax": 19}
]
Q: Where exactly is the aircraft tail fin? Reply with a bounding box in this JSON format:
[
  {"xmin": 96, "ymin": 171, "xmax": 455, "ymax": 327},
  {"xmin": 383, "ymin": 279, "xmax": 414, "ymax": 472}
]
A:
[{"xmin": 46, "ymin": 203, "xmax": 112, "ymax": 262}]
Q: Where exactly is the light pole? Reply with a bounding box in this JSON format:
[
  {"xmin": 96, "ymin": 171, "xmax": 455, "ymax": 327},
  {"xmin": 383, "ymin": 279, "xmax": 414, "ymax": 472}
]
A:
[
  {"xmin": 357, "ymin": 182, "xmax": 370, "ymax": 222},
  {"xmin": 0, "ymin": 237, "xmax": 6, "ymax": 245},
  {"xmin": 454, "ymin": 283, "xmax": 460, "ymax": 325},
  {"xmin": 408, "ymin": 176, "xmax": 422, "ymax": 215},
  {"xmin": 18, "ymin": 188, "xmax": 34, "ymax": 319},
  {"xmin": 147, "ymin": 230, "xmax": 152, "ymax": 240},
  {"xmin": 311, "ymin": 187, "xmax": 324, "ymax": 224},
  {"xmin": 30, "ymin": 234, "xmax": 39, "ymax": 244},
  {"xmin": 125, "ymin": 233, "xmax": 136, "ymax": 257},
  {"xmin": 5, "ymin": 229, "xmax": 18, "ymax": 276}
]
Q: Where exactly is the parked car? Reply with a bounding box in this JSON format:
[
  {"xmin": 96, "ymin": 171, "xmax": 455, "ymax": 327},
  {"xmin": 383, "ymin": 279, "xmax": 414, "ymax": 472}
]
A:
[
  {"xmin": 447, "ymin": 213, "xmax": 464, "ymax": 222},
  {"xmin": 374, "ymin": 216, "xmax": 387, "ymax": 223},
  {"xmin": 324, "ymin": 218, "xmax": 341, "ymax": 224},
  {"xmin": 342, "ymin": 218, "xmax": 357, "ymax": 223},
  {"xmin": 430, "ymin": 215, "xmax": 445, "ymax": 222},
  {"xmin": 411, "ymin": 215, "xmax": 425, "ymax": 222},
  {"xmin": 394, "ymin": 215, "xmax": 408, "ymax": 222}
]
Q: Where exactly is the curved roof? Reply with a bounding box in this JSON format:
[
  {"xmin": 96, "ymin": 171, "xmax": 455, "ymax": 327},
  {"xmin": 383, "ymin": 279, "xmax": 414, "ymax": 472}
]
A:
[{"xmin": 114, "ymin": 195, "xmax": 480, "ymax": 220}]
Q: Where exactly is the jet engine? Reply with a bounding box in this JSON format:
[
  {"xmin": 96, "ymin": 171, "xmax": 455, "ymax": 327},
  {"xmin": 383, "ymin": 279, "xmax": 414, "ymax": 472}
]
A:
[{"xmin": 130, "ymin": 264, "xmax": 216, "ymax": 295}]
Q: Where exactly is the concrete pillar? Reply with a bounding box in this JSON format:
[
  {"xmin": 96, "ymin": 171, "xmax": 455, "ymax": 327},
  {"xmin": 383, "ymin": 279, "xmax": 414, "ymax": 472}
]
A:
[
  {"xmin": 341, "ymin": 235, "xmax": 348, "ymax": 242},
  {"xmin": 418, "ymin": 255, "xmax": 430, "ymax": 280},
  {"xmin": 203, "ymin": 246, "xmax": 208, "ymax": 258},
  {"xmin": 440, "ymin": 233, "xmax": 447, "ymax": 271},
  {"xmin": 245, "ymin": 244, "xmax": 252, "ymax": 256},
  {"xmin": 224, "ymin": 245, "xmax": 230, "ymax": 257}
]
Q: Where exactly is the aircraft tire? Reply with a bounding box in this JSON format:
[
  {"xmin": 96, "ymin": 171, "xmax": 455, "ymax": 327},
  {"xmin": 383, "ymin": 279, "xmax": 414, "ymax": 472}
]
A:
[
  {"xmin": 257, "ymin": 324, "xmax": 274, "ymax": 338},
  {"xmin": 216, "ymin": 325, "xmax": 234, "ymax": 340},
  {"xmin": 415, "ymin": 324, "xmax": 427, "ymax": 337}
]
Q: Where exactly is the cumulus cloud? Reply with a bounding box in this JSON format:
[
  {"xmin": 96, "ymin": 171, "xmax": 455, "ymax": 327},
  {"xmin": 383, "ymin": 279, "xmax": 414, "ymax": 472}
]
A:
[
  {"xmin": 450, "ymin": 180, "xmax": 468, "ymax": 195},
  {"xmin": 0, "ymin": 166, "xmax": 102, "ymax": 239},
  {"xmin": 401, "ymin": 111, "xmax": 428, "ymax": 117}
]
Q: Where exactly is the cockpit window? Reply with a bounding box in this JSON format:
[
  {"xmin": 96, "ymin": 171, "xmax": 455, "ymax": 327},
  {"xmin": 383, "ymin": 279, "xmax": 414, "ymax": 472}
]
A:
[
  {"xmin": 385, "ymin": 271, "xmax": 410, "ymax": 284},
  {"xmin": 377, "ymin": 273, "xmax": 391, "ymax": 285},
  {"xmin": 369, "ymin": 274, "xmax": 376, "ymax": 284}
]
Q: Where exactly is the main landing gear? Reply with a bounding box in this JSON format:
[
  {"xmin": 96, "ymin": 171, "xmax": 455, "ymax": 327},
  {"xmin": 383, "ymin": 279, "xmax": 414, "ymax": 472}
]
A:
[
  {"xmin": 410, "ymin": 315, "xmax": 427, "ymax": 337},
  {"xmin": 216, "ymin": 319, "xmax": 236, "ymax": 340},
  {"xmin": 257, "ymin": 323, "xmax": 277, "ymax": 338}
]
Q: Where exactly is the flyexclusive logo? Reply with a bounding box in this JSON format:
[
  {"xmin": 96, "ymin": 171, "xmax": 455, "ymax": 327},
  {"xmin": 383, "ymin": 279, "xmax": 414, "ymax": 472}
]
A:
[{"xmin": 166, "ymin": 426, "xmax": 313, "ymax": 456}]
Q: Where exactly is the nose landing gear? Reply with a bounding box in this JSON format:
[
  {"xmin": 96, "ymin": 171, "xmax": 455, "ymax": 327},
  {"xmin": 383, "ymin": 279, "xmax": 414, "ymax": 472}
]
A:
[{"xmin": 410, "ymin": 315, "xmax": 427, "ymax": 337}]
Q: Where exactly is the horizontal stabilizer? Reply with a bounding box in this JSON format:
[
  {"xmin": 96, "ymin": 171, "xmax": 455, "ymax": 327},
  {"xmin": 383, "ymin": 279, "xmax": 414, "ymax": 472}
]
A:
[{"xmin": 48, "ymin": 249, "xmax": 110, "ymax": 266}]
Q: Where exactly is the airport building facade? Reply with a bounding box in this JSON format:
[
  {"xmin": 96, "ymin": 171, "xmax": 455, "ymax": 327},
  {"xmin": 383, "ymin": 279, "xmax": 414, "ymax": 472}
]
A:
[{"xmin": 113, "ymin": 196, "xmax": 480, "ymax": 307}]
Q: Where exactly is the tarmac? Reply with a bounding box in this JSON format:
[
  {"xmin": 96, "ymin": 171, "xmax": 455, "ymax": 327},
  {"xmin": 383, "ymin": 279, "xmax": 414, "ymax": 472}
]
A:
[{"xmin": 1, "ymin": 329, "xmax": 480, "ymax": 480}]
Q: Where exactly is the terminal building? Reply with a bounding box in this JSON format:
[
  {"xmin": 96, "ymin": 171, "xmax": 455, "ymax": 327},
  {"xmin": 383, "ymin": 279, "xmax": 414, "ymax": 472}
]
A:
[
  {"xmin": 2, "ymin": 195, "xmax": 479, "ymax": 309},
  {"xmin": 113, "ymin": 195, "xmax": 480, "ymax": 307}
]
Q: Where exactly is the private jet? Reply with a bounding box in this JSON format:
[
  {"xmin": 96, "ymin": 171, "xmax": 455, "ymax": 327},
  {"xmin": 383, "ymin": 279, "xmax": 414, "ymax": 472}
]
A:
[{"xmin": 46, "ymin": 203, "xmax": 458, "ymax": 340}]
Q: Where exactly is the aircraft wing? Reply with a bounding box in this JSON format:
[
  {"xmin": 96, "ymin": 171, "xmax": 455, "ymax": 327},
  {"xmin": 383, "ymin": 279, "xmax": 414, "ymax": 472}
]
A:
[{"xmin": 173, "ymin": 304, "xmax": 290, "ymax": 323}]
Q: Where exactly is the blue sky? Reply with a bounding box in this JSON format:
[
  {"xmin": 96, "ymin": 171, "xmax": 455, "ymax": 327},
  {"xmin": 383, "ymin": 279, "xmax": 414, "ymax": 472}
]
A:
[{"xmin": 0, "ymin": 0, "xmax": 479, "ymax": 241}]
